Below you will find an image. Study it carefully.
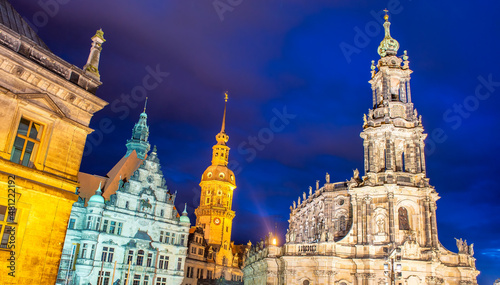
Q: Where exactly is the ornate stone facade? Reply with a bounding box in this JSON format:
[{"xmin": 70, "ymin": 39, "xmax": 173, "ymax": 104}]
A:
[
  {"xmin": 0, "ymin": 1, "xmax": 107, "ymax": 284},
  {"xmin": 243, "ymin": 13, "xmax": 479, "ymax": 285},
  {"xmin": 57, "ymin": 112, "xmax": 190, "ymax": 285}
]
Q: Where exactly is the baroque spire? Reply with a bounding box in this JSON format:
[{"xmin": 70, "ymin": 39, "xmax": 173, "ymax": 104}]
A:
[
  {"xmin": 125, "ymin": 99, "xmax": 150, "ymax": 160},
  {"xmin": 377, "ymin": 9, "xmax": 400, "ymax": 58}
]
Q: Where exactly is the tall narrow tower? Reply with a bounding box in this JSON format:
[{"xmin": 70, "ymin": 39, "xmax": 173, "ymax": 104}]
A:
[
  {"xmin": 195, "ymin": 93, "xmax": 236, "ymax": 263},
  {"xmin": 125, "ymin": 100, "xmax": 150, "ymax": 160},
  {"xmin": 361, "ymin": 11, "xmax": 428, "ymax": 187}
]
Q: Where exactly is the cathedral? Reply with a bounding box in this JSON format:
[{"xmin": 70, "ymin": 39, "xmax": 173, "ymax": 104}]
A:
[
  {"xmin": 56, "ymin": 108, "xmax": 191, "ymax": 285},
  {"xmin": 182, "ymin": 94, "xmax": 248, "ymax": 285},
  {"xmin": 243, "ymin": 13, "xmax": 479, "ymax": 285}
]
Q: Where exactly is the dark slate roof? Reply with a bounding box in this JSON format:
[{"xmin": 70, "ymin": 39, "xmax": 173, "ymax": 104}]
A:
[
  {"xmin": 0, "ymin": 0, "xmax": 49, "ymax": 50},
  {"xmin": 133, "ymin": 230, "xmax": 153, "ymax": 241}
]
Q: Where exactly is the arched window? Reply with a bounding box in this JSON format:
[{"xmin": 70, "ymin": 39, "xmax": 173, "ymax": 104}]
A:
[
  {"xmin": 398, "ymin": 207, "xmax": 410, "ymax": 230},
  {"xmin": 136, "ymin": 250, "xmax": 144, "ymax": 266}
]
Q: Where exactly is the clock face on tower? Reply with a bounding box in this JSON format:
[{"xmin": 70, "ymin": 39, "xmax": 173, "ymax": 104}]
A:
[{"xmin": 214, "ymin": 217, "xmax": 221, "ymax": 225}]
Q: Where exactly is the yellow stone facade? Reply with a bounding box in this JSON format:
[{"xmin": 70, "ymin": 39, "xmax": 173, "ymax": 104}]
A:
[{"xmin": 0, "ymin": 3, "xmax": 107, "ymax": 283}]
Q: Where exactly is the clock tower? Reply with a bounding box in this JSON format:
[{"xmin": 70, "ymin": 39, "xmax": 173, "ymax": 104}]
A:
[{"xmin": 194, "ymin": 92, "xmax": 236, "ymax": 265}]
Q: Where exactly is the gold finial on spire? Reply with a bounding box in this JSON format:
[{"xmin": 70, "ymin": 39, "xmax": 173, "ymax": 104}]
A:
[
  {"xmin": 383, "ymin": 8, "xmax": 389, "ymax": 21},
  {"xmin": 143, "ymin": 97, "xmax": 148, "ymax": 113},
  {"xmin": 221, "ymin": 91, "xmax": 228, "ymax": 133}
]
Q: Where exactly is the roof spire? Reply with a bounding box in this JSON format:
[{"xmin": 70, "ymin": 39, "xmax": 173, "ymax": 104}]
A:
[
  {"xmin": 377, "ymin": 9, "xmax": 400, "ymax": 57},
  {"xmin": 96, "ymin": 181, "xmax": 102, "ymax": 194},
  {"xmin": 143, "ymin": 97, "xmax": 148, "ymax": 113},
  {"xmin": 221, "ymin": 91, "xmax": 228, "ymax": 133}
]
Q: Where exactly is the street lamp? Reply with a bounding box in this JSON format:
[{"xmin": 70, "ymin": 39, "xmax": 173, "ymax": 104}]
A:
[{"xmin": 384, "ymin": 247, "xmax": 402, "ymax": 285}]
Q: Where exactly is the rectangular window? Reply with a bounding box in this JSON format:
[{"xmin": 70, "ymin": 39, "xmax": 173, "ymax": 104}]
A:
[
  {"xmin": 10, "ymin": 118, "xmax": 44, "ymax": 167},
  {"xmin": 90, "ymin": 244, "xmax": 95, "ymax": 260},
  {"xmin": 81, "ymin": 243, "xmax": 87, "ymax": 258},
  {"xmin": 147, "ymin": 253, "xmax": 153, "ymax": 267},
  {"xmin": 108, "ymin": 247, "xmax": 114, "ymax": 262},
  {"xmin": 101, "ymin": 246, "xmax": 108, "ymax": 261},
  {"xmin": 180, "ymin": 234, "xmax": 185, "ymax": 246},
  {"xmin": 0, "ymin": 205, "xmax": 17, "ymax": 249},
  {"xmin": 207, "ymin": 270, "xmax": 213, "ymax": 279},
  {"xmin": 186, "ymin": 266, "xmax": 193, "ymax": 278},
  {"xmin": 87, "ymin": 216, "xmax": 92, "ymax": 230},
  {"xmin": 68, "ymin": 218, "xmax": 76, "ymax": 229},
  {"xmin": 160, "ymin": 209, "xmax": 164, "ymax": 217},
  {"xmin": 101, "ymin": 247, "xmax": 114, "ymax": 262},
  {"xmin": 159, "ymin": 231, "xmax": 164, "ymax": 243},
  {"xmin": 109, "ymin": 221, "xmax": 116, "ymax": 234},
  {"xmin": 198, "ymin": 248, "xmax": 203, "ymax": 255},
  {"xmin": 165, "ymin": 232, "xmax": 170, "ymax": 244},
  {"xmin": 191, "ymin": 246, "xmax": 196, "ymax": 254},
  {"xmin": 127, "ymin": 250, "xmax": 134, "ymax": 265},
  {"xmin": 133, "ymin": 274, "xmax": 141, "ymax": 285},
  {"xmin": 102, "ymin": 219, "xmax": 108, "ymax": 232},
  {"xmin": 158, "ymin": 255, "xmax": 168, "ymax": 270},
  {"xmin": 95, "ymin": 217, "xmax": 101, "ymax": 231},
  {"xmin": 97, "ymin": 271, "xmax": 111, "ymax": 285},
  {"xmin": 171, "ymin": 233, "xmax": 176, "ymax": 244},
  {"xmin": 158, "ymin": 255, "xmax": 164, "ymax": 269},
  {"xmin": 177, "ymin": 257, "xmax": 182, "ymax": 271},
  {"xmin": 197, "ymin": 268, "xmax": 204, "ymax": 279},
  {"xmin": 117, "ymin": 222, "xmax": 123, "ymax": 235},
  {"xmin": 143, "ymin": 275, "xmax": 149, "ymax": 285},
  {"xmin": 155, "ymin": 277, "xmax": 166, "ymax": 285}
]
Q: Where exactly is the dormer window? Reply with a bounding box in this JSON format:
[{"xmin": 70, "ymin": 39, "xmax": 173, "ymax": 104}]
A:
[{"xmin": 10, "ymin": 118, "xmax": 44, "ymax": 167}]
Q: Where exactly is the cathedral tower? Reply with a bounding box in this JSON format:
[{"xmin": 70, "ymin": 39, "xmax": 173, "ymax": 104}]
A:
[{"xmin": 195, "ymin": 93, "xmax": 236, "ymax": 264}]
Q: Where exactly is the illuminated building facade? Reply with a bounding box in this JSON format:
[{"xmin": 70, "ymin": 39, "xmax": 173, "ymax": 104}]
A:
[
  {"xmin": 57, "ymin": 111, "xmax": 190, "ymax": 285},
  {"xmin": 243, "ymin": 13, "xmax": 479, "ymax": 285},
  {"xmin": 182, "ymin": 94, "xmax": 247, "ymax": 285},
  {"xmin": 0, "ymin": 1, "xmax": 107, "ymax": 283}
]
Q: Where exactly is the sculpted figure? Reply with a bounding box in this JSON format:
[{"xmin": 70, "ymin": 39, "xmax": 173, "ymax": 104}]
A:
[
  {"xmin": 469, "ymin": 243, "xmax": 474, "ymax": 256},
  {"xmin": 326, "ymin": 172, "xmax": 330, "ymax": 183},
  {"xmin": 320, "ymin": 230, "xmax": 326, "ymax": 242},
  {"xmin": 353, "ymin": 168, "xmax": 360, "ymax": 180},
  {"xmin": 316, "ymin": 180, "xmax": 320, "ymax": 190},
  {"xmin": 376, "ymin": 217, "xmax": 386, "ymax": 234},
  {"xmin": 309, "ymin": 187, "xmax": 312, "ymax": 196},
  {"xmin": 303, "ymin": 192, "xmax": 307, "ymax": 200}
]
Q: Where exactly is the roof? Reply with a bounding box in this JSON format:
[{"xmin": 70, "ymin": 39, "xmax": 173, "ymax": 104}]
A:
[
  {"xmin": 133, "ymin": 230, "xmax": 152, "ymax": 241},
  {"xmin": 77, "ymin": 150, "xmax": 144, "ymax": 204},
  {"xmin": 0, "ymin": 0, "xmax": 49, "ymax": 50}
]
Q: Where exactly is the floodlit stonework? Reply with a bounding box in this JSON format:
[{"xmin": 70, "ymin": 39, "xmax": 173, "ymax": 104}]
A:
[
  {"xmin": 183, "ymin": 94, "xmax": 247, "ymax": 285},
  {"xmin": 0, "ymin": 1, "xmax": 107, "ymax": 284},
  {"xmin": 243, "ymin": 13, "xmax": 479, "ymax": 285},
  {"xmin": 56, "ymin": 111, "xmax": 191, "ymax": 285}
]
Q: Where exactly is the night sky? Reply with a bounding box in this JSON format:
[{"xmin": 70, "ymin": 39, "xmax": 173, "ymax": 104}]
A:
[{"xmin": 11, "ymin": 1, "xmax": 500, "ymax": 283}]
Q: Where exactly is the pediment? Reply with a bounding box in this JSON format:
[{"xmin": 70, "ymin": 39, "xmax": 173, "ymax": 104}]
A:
[{"xmin": 17, "ymin": 93, "xmax": 66, "ymax": 118}]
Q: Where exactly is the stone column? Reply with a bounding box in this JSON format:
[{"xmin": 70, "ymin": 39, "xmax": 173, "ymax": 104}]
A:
[
  {"xmin": 388, "ymin": 192, "xmax": 395, "ymax": 243},
  {"xmin": 423, "ymin": 197, "xmax": 431, "ymax": 247},
  {"xmin": 358, "ymin": 197, "xmax": 364, "ymax": 245},
  {"xmin": 365, "ymin": 197, "xmax": 374, "ymax": 245},
  {"xmin": 429, "ymin": 200, "xmax": 439, "ymax": 247},
  {"xmin": 352, "ymin": 196, "xmax": 358, "ymax": 244},
  {"xmin": 361, "ymin": 198, "xmax": 367, "ymax": 244}
]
